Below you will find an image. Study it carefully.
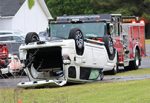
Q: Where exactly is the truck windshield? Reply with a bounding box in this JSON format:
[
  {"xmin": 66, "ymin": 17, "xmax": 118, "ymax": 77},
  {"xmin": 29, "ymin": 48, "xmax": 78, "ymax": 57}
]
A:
[{"xmin": 50, "ymin": 22, "xmax": 105, "ymax": 39}]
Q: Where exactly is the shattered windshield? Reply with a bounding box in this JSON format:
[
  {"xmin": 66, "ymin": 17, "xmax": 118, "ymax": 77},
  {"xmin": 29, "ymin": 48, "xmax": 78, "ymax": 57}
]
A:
[{"xmin": 50, "ymin": 22, "xmax": 106, "ymax": 39}]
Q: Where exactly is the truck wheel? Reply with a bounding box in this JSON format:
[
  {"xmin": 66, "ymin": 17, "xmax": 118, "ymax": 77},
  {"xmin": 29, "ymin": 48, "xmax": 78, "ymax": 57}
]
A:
[
  {"xmin": 103, "ymin": 35, "xmax": 115, "ymax": 60},
  {"xmin": 132, "ymin": 49, "xmax": 140, "ymax": 69},
  {"xmin": 124, "ymin": 49, "xmax": 140, "ymax": 70},
  {"xmin": 69, "ymin": 28, "xmax": 84, "ymax": 55},
  {"xmin": 25, "ymin": 32, "xmax": 40, "ymax": 44},
  {"xmin": 109, "ymin": 55, "xmax": 118, "ymax": 75}
]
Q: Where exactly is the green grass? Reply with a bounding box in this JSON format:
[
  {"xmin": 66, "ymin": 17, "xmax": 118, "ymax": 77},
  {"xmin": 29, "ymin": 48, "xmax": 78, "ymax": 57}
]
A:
[
  {"xmin": 1, "ymin": 79, "xmax": 150, "ymax": 103},
  {"xmin": 145, "ymin": 39, "xmax": 150, "ymax": 44},
  {"xmin": 1, "ymin": 68, "xmax": 150, "ymax": 103},
  {"xmin": 116, "ymin": 68, "xmax": 150, "ymax": 76}
]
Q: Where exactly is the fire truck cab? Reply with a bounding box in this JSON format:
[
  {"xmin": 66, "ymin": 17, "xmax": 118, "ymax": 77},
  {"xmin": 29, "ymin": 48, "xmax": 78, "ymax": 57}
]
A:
[{"xmin": 109, "ymin": 14, "xmax": 145, "ymax": 70}]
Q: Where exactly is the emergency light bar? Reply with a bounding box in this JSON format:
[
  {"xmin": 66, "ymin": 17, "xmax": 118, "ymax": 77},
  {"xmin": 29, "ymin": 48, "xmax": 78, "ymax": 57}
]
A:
[
  {"xmin": 140, "ymin": 20, "xmax": 145, "ymax": 24},
  {"xmin": 122, "ymin": 16, "xmax": 139, "ymax": 23},
  {"xmin": 122, "ymin": 16, "xmax": 145, "ymax": 24}
]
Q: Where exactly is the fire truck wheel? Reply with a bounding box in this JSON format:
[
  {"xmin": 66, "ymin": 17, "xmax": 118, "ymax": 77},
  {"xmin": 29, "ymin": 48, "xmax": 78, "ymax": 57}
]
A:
[
  {"xmin": 124, "ymin": 49, "xmax": 140, "ymax": 70},
  {"xmin": 109, "ymin": 56, "xmax": 118, "ymax": 75},
  {"xmin": 132, "ymin": 49, "xmax": 140, "ymax": 69},
  {"xmin": 25, "ymin": 32, "xmax": 40, "ymax": 44},
  {"xmin": 69, "ymin": 28, "xmax": 84, "ymax": 55},
  {"xmin": 103, "ymin": 35, "xmax": 115, "ymax": 60}
]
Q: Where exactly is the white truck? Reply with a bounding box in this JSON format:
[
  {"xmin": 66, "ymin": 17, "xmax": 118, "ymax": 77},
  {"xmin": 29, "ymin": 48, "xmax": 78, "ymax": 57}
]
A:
[{"xmin": 18, "ymin": 14, "xmax": 117, "ymax": 88}]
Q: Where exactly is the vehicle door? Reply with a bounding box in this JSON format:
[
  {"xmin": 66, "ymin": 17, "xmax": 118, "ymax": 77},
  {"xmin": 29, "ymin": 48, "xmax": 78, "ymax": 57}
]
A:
[
  {"xmin": 122, "ymin": 24, "xmax": 130, "ymax": 61},
  {"xmin": 110, "ymin": 22, "xmax": 124, "ymax": 63}
]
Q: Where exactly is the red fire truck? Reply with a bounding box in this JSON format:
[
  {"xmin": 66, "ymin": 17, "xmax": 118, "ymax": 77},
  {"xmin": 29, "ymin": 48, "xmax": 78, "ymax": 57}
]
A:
[{"xmin": 111, "ymin": 14, "xmax": 145, "ymax": 71}]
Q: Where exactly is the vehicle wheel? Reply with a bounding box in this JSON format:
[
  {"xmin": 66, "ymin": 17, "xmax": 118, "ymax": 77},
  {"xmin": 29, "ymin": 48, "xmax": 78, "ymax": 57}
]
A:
[
  {"xmin": 68, "ymin": 28, "xmax": 84, "ymax": 55},
  {"xmin": 107, "ymin": 52, "xmax": 118, "ymax": 75},
  {"xmin": 103, "ymin": 35, "xmax": 115, "ymax": 60},
  {"xmin": 111, "ymin": 63, "xmax": 118, "ymax": 75},
  {"xmin": 25, "ymin": 32, "xmax": 40, "ymax": 44},
  {"xmin": 110, "ymin": 58, "xmax": 118, "ymax": 75},
  {"xmin": 124, "ymin": 49, "xmax": 140, "ymax": 70},
  {"xmin": 131, "ymin": 49, "xmax": 140, "ymax": 69}
]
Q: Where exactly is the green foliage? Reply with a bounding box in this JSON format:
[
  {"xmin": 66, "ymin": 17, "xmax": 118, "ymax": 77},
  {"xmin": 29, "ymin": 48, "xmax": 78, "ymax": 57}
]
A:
[
  {"xmin": 142, "ymin": 13, "xmax": 150, "ymax": 21},
  {"xmin": 46, "ymin": 0, "xmax": 95, "ymax": 18},
  {"xmin": 45, "ymin": 0, "xmax": 150, "ymax": 21},
  {"xmin": 28, "ymin": 0, "xmax": 35, "ymax": 9}
]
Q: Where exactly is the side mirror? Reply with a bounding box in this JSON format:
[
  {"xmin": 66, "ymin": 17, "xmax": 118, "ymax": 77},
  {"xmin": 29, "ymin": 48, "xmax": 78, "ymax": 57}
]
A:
[{"xmin": 109, "ymin": 24, "xmax": 114, "ymax": 35}]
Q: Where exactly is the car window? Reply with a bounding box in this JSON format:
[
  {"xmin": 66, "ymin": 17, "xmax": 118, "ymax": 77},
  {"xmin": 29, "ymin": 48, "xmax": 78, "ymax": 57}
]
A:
[
  {"xmin": 13, "ymin": 36, "xmax": 24, "ymax": 42},
  {"xmin": 50, "ymin": 22, "xmax": 105, "ymax": 39},
  {"xmin": 39, "ymin": 31, "xmax": 48, "ymax": 37},
  {"xmin": 0, "ymin": 32, "xmax": 12, "ymax": 35},
  {"xmin": 0, "ymin": 36, "xmax": 13, "ymax": 41},
  {"xmin": 14, "ymin": 32, "xmax": 22, "ymax": 35}
]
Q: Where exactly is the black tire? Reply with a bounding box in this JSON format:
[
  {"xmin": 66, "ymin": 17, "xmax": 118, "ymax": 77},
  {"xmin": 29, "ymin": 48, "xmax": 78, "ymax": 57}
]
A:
[
  {"xmin": 133, "ymin": 49, "xmax": 140, "ymax": 69},
  {"xmin": 103, "ymin": 35, "xmax": 115, "ymax": 60},
  {"xmin": 124, "ymin": 49, "xmax": 140, "ymax": 70},
  {"xmin": 110, "ymin": 63, "xmax": 118, "ymax": 75},
  {"xmin": 68, "ymin": 28, "xmax": 84, "ymax": 55},
  {"xmin": 25, "ymin": 32, "xmax": 40, "ymax": 44}
]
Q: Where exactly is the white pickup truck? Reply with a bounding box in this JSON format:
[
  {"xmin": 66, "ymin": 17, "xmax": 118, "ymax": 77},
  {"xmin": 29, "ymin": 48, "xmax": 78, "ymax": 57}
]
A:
[{"xmin": 18, "ymin": 15, "xmax": 117, "ymax": 88}]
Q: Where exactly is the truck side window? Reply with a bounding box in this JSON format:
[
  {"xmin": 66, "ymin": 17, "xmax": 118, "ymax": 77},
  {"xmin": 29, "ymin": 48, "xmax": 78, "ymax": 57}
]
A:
[
  {"xmin": 106, "ymin": 23, "xmax": 111, "ymax": 35},
  {"xmin": 110, "ymin": 24, "xmax": 114, "ymax": 35},
  {"xmin": 112, "ymin": 17, "xmax": 121, "ymax": 37}
]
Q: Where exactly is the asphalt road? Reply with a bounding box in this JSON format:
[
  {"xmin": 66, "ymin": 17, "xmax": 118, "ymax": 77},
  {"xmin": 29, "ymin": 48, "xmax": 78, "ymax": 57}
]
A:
[{"xmin": 0, "ymin": 44, "xmax": 150, "ymax": 88}]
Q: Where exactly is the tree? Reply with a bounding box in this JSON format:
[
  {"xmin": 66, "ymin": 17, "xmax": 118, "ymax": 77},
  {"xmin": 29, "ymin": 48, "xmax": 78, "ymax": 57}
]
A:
[
  {"xmin": 46, "ymin": 0, "xmax": 96, "ymax": 18},
  {"xmin": 45, "ymin": 0, "xmax": 150, "ymax": 21},
  {"xmin": 28, "ymin": 0, "xmax": 35, "ymax": 9}
]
